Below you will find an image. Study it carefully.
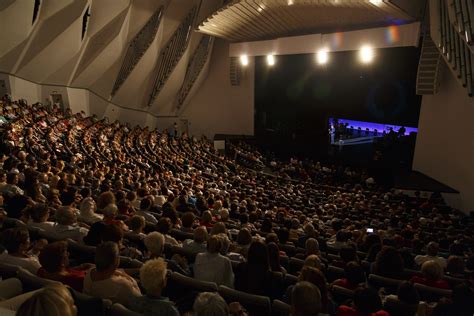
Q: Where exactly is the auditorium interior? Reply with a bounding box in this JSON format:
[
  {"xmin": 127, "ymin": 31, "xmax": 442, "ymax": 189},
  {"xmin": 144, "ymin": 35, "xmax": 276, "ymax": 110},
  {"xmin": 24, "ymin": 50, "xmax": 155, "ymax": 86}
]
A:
[{"xmin": 0, "ymin": 0, "xmax": 473, "ymax": 315}]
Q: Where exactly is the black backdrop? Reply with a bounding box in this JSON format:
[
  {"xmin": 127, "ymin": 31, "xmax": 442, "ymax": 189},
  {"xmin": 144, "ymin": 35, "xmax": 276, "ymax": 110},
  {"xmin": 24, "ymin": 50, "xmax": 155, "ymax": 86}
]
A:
[{"xmin": 254, "ymin": 46, "xmax": 422, "ymax": 158}]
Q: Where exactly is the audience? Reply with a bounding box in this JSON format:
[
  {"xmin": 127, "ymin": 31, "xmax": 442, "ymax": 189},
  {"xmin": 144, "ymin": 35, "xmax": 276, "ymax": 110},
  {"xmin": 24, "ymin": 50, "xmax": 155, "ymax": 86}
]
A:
[{"xmin": 0, "ymin": 99, "xmax": 472, "ymax": 316}]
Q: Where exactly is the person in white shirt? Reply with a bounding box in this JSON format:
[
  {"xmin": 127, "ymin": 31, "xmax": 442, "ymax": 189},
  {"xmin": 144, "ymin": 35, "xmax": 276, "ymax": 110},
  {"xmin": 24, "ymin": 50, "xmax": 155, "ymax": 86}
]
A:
[
  {"xmin": 78, "ymin": 187, "xmax": 103, "ymax": 224},
  {"xmin": 83, "ymin": 242, "xmax": 141, "ymax": 307},
  {"xmin": 414, "ymin": 242, "xmax": 447, "ymax": 269},
  {"xmin": 0, "ymin": 228, "xmax": 41, "ymax": 274},
  {"xmin": 193, "ymin": 235, "xmax": 234, "ymax": 288},
  {"xmin": 51, "ymin": 206, "xmax": 88, "ymax": 242}
]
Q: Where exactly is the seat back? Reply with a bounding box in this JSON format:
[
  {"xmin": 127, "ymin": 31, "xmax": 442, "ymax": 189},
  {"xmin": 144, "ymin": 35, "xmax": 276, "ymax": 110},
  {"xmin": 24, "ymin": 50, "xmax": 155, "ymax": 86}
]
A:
[
  {"xmin": 67, "ymin": 238, "xmax": 96, "ymax": 264},
  {"xmin": 169, "ymin": 229, "xmax": 193, "ymax": 242},
  {"xmin": 272, "ymin": 299, "xmax": 291, "ymax": 316},
  {"xmin": 330, "ymin": 285, "xmax": 354, "ymax": 306},
  {"xmin": 0, "ymin": 262, "xmax": 20, "ymax": 279},
  {"xmin": 170, "ymin": 245, "xmax": 198, "ymax": 263},
  {"xmin": 326, "ymin": 265, "xmax": 345, "ymax": 283},
  {"xmin": 288, "ymin": 257, "xmax": 304, "ymax": 275},
  {"xmin": 218, "ymin": 285, "xmax": 271, "ymax": 316},
  {"xmin": 17, "ymin": 268, "xmax": 60, "ymax": 292},
  {"xmin": 107, "ymin": 303, "xmax": 141, "ymax": 316},
  {"xmin": 414, "ymin": 283, "xmax": 452, "ymax": 302},
  {"xmin": 167, "ymin": 271, "xmax": 218, "ymax": 295},
  {"xmin": 383, "ymin": 297, "xmax": 418, "ymax": 316},
  {"xmin": 368, "ymin": 274, "xmax": 404, "ymax": 294}
]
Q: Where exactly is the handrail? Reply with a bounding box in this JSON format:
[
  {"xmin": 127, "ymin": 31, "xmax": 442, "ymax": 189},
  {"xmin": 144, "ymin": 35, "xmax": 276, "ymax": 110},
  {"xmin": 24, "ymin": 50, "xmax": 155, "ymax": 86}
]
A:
[
  {"xmin": 176, "ymin": 35, "xmax": 214, "ymax": 108},
  {"xmin": 111, "ymin": 6, "xmax": 164, "ymax": 96},
  {"xmin": 434, "ymin": 0, "xmax": 474, "ymax": 96},
  {"xmin": 147, "ymin": 7, "xmax": 197, "ymax": 107}
]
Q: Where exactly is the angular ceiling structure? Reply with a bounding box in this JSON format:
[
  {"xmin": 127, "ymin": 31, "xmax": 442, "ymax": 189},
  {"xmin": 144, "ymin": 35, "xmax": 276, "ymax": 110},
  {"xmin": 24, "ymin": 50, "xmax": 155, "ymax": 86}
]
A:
[{"xmin": 198, "ymin": 0, "xmax": 418, "ymax": 42}]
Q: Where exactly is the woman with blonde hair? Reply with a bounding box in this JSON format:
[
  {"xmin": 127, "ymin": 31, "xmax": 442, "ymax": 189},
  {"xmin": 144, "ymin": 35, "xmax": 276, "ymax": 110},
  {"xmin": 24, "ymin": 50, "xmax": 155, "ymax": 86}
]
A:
[{"xmin": 16, "ymin": 284, "xmax": 77, "ymax": 316}]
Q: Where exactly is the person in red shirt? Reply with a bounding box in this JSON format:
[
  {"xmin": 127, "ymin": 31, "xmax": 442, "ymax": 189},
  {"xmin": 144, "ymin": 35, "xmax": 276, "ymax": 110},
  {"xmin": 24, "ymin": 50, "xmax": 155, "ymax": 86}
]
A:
[
  {"xmin": 410, "ymin": 260, "xmax": 450, "ymax": 289},
  {"xmin": 337, "ymin": 287, "xmax": 389, "ymax": 316},
  {"xmin": 37, "ymin": 241, "xmax": 91, "ymax": 292}
]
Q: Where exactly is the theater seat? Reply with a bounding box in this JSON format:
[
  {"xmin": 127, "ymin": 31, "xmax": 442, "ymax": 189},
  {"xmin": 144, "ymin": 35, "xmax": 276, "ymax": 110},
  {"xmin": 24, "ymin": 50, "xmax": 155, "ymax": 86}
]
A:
[
  {"xmin": 67, "ymin": 238, "xmax": 96, "ymax": 264},
  {"xmin": 368, "ymin": 274, "xmax": 404, "ymax": 294},
  {"xmin": 169, "ymin": 229, "xmax": 193, "ymax": 242},
  {"xmin": 169, "ymin": 245, "xmax": 198, "ymax": 263},
  {"xmin": 413, "ymin": 283, "xmax": 452, "ymax": 302},
  {"xmin": 218, "ymin": 285, "xmax": 271, "ymax": 316},
  {"xmin": 326, "ymin": 265, "xmax": 345, "ymax": 283},
  {"xmin": 383, "ymin": 296, "xmax": 418, "ymax": 316},
  {"xmin": 0, "ymin": 262, "xmax": 20, "ymax": 279},
  {"xmin": 330, "ymin": 285, "xmax": 355, "ymax": 306},
  {"xmin": 272, "ymin": 299, "xmax": 291, "ymax": 316},
  {"xmin": 288, "ymin": 257, "xmax": 304, "ymax": 275},
  {"xmin": 17, "ymin": 268, "xmax": 60, "ymax": 292},
  {"xmin": 106, "ymin": 303, "xmax": 141, "ymax": 316},
  {"xmin": 161, "ymin": 271, "xmax": 217, "ymax": 313}
]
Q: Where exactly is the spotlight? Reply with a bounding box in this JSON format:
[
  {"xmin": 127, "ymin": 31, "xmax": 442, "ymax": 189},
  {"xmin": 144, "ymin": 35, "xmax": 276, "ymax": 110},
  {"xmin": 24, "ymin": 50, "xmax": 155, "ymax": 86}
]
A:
[
  {"xmin": 288, "ymin": 0, "xmax": 294, "ymax": 5},
  {"xmin": 369, "ymin": 0, "xmax": 383, "ymax": 5},
  {"xmin": 240, "ymin": 54, "xmax": 249, "ymax": 66},
  {"xmin": 359, "ymin": 46, "xmax": 374, "ymax": 64},
  {"xmin": 266, "ymin": 54, "xmax": 275, "ymax": 66},
  {"xmin": 317, "ymin": 49, "xmax": 329, "ymax": 65}
]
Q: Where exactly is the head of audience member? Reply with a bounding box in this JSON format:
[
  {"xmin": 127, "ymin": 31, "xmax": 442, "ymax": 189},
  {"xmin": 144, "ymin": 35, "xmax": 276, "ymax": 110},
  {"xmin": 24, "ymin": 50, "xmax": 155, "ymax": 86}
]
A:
[
  {"xmin": 30, "ymin": 203, "xmax": 50, "ymax": 223},
  {"xmin": 210, "ymin": 222, "xmax": 226, "ymax": 236},
  {"xmin": 374, "ymin": 246, "xmax": 404, "ymax": 278},
  {"xmin": 267, "ymin": 242, "xmax": 282, "ymax": 272},
  {"xmin": 1, "ymin": 227, "xmax": 30, "ymax": 256},
  {"xmin": 237, "ymin": 228, "xmax": 252, "ymax": 247},
  {"xmin": 353, "ymin": 287, "xmax": 383, "ymax": 315},
  {"xmin": 193, "ymin": 226, "xmax": 208, "ymax": 244},
  {"xmin": 83, "ymin": 221, "xmax": 106, "ymax": 246},
  {"xmin": 339, "ymin": 243, "xmax": 358, "ymax": 264},
  {"xmin": 193, "ymin": 292, "xmax": 229, "ymax": 316},
  {"xmin": 201, "ymin": 211, "xmax": 213, "ymax": 225},
  {"xmin": 219, "ymin": 209, "xmax": 230, "ymax": 222},
  {"xmin": 305, "ymin": 238, "xmax": 320, "ymax": 256},
  {"xmin": 95, "ymin": 241, "xmax": 120, "ymax": 273},
  {"xmin": 421, "ymin": 260, "xmax": 444, "ymax": 281},
  {"xmin": 16, "ymin": 284, "xmax": 77, "ymax": 316},
  {"xmin": 344, "ymin": 261, "xmax": 366, "ymax": 286},
  {"xmin": 446, "ymin": 256, "xmax": 466, "ymax": 276},
  {"xmin": 55, "ymin": 206, "xmax": 78, "ymax": 226},
  {"xmin": 144, "ymin": 232, "xmax": 165, "ymax": 258},
  {"xmin": 139, "ymin": 258, "xmax": 168, "ymax": 297},
  {"xmin": 156, "ymin": 217, "xmax": 173, "ymax": 236},
  {"xmin": 181, "ymin": 212, "xmax": 195, "ymax": 230},
  {"xmin": 101, "ymin": 224, "xmax": 125, "ymax": 247},
  {"xmin": 426, "ymin": 242, "xmax": 440, "ymax": 257},
  {"xmin": 128, "ymin": 215, "xmax": 146, "ymax": 234},
  {"xmin": 298, "ymin": 266, "xmax": 329, "ymax": 312},
  {"xmin": 247, "ymin": 240, "xmax": 270, "ymax": 270},
  {"xmin": 96, "ymin": 191, "xmax": 116, "ymax": 210},
  {"xmin": 207, "ymin": 235, "xmax": 222, "ymax": 254},
  {"xmin": 102, "ymin": 204, "xmax": 118, "ymax": 221},
  {"xmin": 304, "ymin": 254, "xmax": 323, "ymax": 271},
  {"xmin": 291, "ymin": 281, "xmax": 322, "ymax": 316},
  {"xmin": 397, "ymin": 281, "xmax": 420, "ymax": 305},
  {"xmin": 140, "ymin": 196, "xmax": 153, "ymax": 212},
  {"xmin": 39, "ymin": 241, "xmax": 70, "ymax": 274}
]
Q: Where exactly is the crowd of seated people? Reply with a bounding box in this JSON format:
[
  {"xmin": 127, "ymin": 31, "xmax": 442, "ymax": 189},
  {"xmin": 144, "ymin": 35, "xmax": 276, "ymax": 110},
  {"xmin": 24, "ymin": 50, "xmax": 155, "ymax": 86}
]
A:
[{"xmin": 0, "ymin": 97, "xmax": 473, "ymax": 316}]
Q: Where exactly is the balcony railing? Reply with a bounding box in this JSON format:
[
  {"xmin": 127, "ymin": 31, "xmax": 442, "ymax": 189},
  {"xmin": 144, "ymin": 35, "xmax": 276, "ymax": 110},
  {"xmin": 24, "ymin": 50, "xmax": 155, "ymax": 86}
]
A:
[
  {"xmin": 147, "ymin": 7, "xmax": 197, "ymax": 107},
  {"xmin": 176, "ymin": 35, "xmax": 214, "ymax": 108},
  {"xmin": 111, "ymin": 6, "xmax": 164, "ymax": 96}
]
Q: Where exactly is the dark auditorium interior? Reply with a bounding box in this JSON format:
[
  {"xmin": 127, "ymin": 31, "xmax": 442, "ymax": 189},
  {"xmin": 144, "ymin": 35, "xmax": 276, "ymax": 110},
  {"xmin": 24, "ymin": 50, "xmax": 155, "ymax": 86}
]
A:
[{"xmin": 1, "ymin": 0, "xmax": 474, "ymax": 316}]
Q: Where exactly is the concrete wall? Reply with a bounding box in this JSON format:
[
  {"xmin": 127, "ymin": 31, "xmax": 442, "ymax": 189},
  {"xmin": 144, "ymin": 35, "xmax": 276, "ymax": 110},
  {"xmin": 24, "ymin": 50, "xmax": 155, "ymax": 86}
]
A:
[
  {"xmin": 182, "ymin": 38, "xmax": 255, "ymax": 138},
  {"xmin": 413, "ymin": 63, "xmax": 474, "ymax": 213}
]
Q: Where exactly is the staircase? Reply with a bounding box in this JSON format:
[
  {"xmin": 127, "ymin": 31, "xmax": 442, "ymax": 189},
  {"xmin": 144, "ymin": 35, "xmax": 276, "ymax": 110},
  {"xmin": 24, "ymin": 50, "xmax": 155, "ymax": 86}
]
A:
[
  {"xmin": 416, "ymin": 36, "xmax": 443, "ymax": 95},
  {"xmin": 431, "ymin": 0, "xmax": 474, "ymax": 96}
]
